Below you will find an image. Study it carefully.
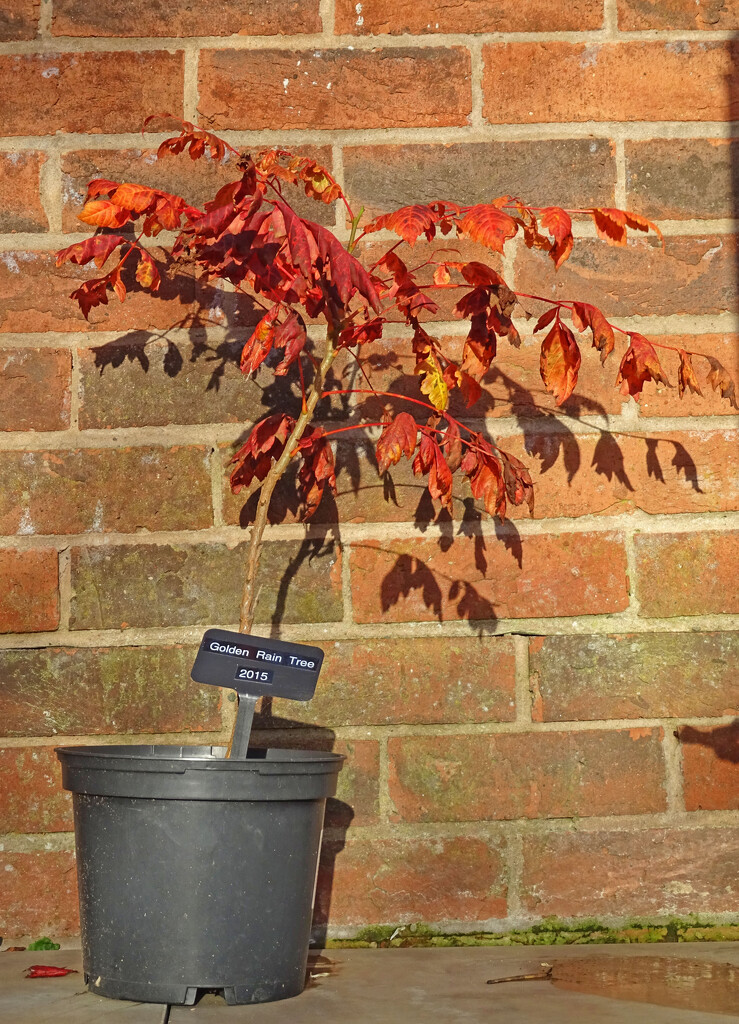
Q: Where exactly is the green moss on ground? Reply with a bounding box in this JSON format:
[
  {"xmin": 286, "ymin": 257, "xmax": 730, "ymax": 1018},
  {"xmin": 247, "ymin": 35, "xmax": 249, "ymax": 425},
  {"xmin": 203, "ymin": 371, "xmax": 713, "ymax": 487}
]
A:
[{"xmin": 326, "ymin": 917, "xmax": 739, "ymax": 949}]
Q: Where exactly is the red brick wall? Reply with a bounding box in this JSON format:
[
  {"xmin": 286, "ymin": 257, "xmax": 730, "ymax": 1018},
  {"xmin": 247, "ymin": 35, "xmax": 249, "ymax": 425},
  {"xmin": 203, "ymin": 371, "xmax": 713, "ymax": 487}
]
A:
[{"xmin": 1, "ymin": 1, "xmax": 738, "ymax": 938}]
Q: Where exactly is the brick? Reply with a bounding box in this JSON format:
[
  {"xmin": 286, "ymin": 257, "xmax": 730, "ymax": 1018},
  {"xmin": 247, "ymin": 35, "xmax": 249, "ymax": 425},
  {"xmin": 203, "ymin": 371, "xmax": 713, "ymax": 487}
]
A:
[
  {"xmin": 0, "ymin": 250, "xmax": 198, "ymax": 334},
  {"xmin": 0, "ymin": 746, "xmax": 72, "ymax": 832},
  {"xmin": 618, "ymin": 0, "xmax": 739, "ymax": 30},
  {"xmin": 252, "ymin": 731, "xmax": 380, "ymax": 827},
  {"xmin": 315, "ymin": 836, "xmax": 506, "ymax": 927},
  {"xmin": 482, "ymin": 41, "xmax": 739, "ymax": 124},
  {"xmin": 77, "ymin": 337, "xmax": 324, "ymax": 430},
  {"xmin": 60, "ymin": 145, "xmax": 334, "ymax": 232},
  {"xmin": 0, "ymin": 348, "xmax": 71, "ymax": 431},
  {"xmin": 53, "ymin": 0, "xmax": 320, "ymax": 35},
  {"xmin": 634, "ymin": 530, "xmax": 739, "ymax": 617},
  {"xmin": 259, "ymin": 637, "xmax": 517, "ymax": 726},
  {"xmin": 0, "ymin": 0, "xmax": 38, "ymax": 39},
  {"xmin": 336, "ymin": 0, "xmax": 603, "ymax": 33},
  {"xmin": 626, "ymin": 139, "xmax": 738, "ymax": 220},
  {"xmin": 350, "ymin": 532, "xmax": 629, "ymax": 623},
  {"xmin": 0, "ymin": 548, "xmax": 59, "ymax": 633},
  {"xmin": 680, "ymin": 723, "xmax": 739, "ymax": 811},
  {"xmin": 522, "ymin": 827, "xmax": 739, "ymax": 917},
  {"xmin": 69, "ymin": 538, "xmax": 343, "ymax": 629},
  {"xmin": 637, "ymin": 336, "xmax": 739, "ymax": 417},
  {"xmin": 388, "ymin": 729, "xmax": 666, "ymax": 822},
  {"xmin": 0, "ymin": 446, "xmax": 213, "ymax": 536},
  {"xmin": 344, "ymin": 140, "xmax": 616, "ymax": 218},
  {"xmin": 529, "ymin": 633, "xmax": 739, "ymax": 722},
  {"xmin": 198, "ymin": 48, "xmax": 472, "ymax": 130},
  {"xmin": 0, "ymin": 645, "xmax": 219, "ymax": 736},
  {"xmin": 514, "ymin": 236, "xmax": 738, "ymax": 318},
  {"xmin": 0, "ymin": 152, "xmax": 47, "ymax": 232},
  {"xmin": 507, "ymin": 428, "xmax": 739, "ymax": 519},
  {"xmin": 0, "ymin": 852, "xmax": 79, "ymax": 937},
  {"xmin": 0, "ymin": 52, "xmax": 184, "ymax": 137}
]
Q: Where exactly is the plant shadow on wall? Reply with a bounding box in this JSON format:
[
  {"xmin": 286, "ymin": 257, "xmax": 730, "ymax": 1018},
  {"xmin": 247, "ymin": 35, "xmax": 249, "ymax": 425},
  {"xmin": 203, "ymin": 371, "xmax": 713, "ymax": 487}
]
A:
[
  {"xmin": 58, "ymin": 120, "xmax": 739, "ymax": 647},
  {"xmin": 680, "ymin": 721, "xmax": 739, "ymax": 764}
]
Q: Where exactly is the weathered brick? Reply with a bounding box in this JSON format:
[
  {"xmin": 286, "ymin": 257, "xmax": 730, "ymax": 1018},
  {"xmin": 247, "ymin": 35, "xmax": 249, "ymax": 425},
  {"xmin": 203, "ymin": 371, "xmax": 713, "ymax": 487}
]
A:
[
  {"xmin": 0, "ymin": 746, "xmax": 72, "ymax": 832},
  {"xmin": 60, "ymin": 145, "xmax": 334, "ymax": 233},
  {"xmin": 0, "ymin": 645, "xmax": 219, "ymax": 736},
  {"xmin": 53, "ymin": 0, "xmax": 320, "ymax": 35},
  {"xmin": 198, "ymin": 48, "xmax": 472, "ymax": 130},
  {"xmin": 343, "ymin": 140, "xmax": 616, "ymax": 218},
  {"xmin": 388, "ymin": 729, "xmax": 666, "ymax": 821},
  {"xmin": 522, "ymin": 827, "xmax": 739, "ymax": 917},
  {"xmin": 634, "ymin": 530, "xmax": 739, "ymax": 617},
  {"xmin": 0, "ymin": 249, "xmax": 198, "ymax": 334},
  {"xmin": 0, "ymin": 348, "xmax": 71, "ymax": 431},
  {"xmin": 510, "ymin": 428, "xmax": 739, "ymax": 519},
  {"xmin": 253, "ymin": 731, "xmax": 380, "ymax": 827},
  {"xmin": 0, "ymin": 446, "xmax": 213, "ymax": 536},
  {"xmin": 482, "ymin": 41, "xmax": 739, "ymax": 124},
  {"xmin": 0, "ymin": 152, "xmax": 47, "ymax": 232},
  {"xmin": 336, "ymin": 0, "xmax": 603, "ymax": 33},
  {"xmin": 0, "ymin": 52, "xmax": 184, "ymax": 137},
  {"xmin": 680, "ymin": 723, "xmax": 739, "ymax": 811},
  {"xmin": 70, "ymin": 538, "xmax": 343, "ymax": 629},
  {"xmin": 0, "ymin": 852, "xmax": 79, "ymax": 937},
  {"xmin": 315, "ymin": 836, "xmax": 506, "ymax": 927},
  {"xmin": 0, "ymin": 548, "xmax": 59, "ymax": 633},
  {"xmin": 350, "ymin": 532, "xmax": 629, "ymax": 623},
  {"xmin": 618, "ymin": 0, "xmax": 739, "ymax": 30},
  {"xmin": 626, "ymin": 139, "xmax": 739, "ymax": 220},
  {"xmin": 0, "ymin": 0, "xmax": 38, "ymax": 39},
  {"xmin": 515, "ymin": 236, "xmax": 738, "ymax": 319},
  {"xmin": 259, "ymin": 637, "xmax": 517, "ymax": 726},
  {"xmin": 529, "ymin": 633, "xmax": 739, "ymax": 722},
  {"xmin": 637, "ymin": 336, "xmax": 739, "ymax": 417}
]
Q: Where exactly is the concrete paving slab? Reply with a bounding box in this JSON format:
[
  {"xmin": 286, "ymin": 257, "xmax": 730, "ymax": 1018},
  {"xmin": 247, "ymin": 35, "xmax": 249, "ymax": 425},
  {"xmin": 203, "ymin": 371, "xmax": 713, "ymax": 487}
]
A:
[
  {"xmin": 0, "ymin": 949, "xmax": 165, "ymax": 1024},
  {"xmin": 1, "ymin": 944, "xmax": 737, "ymax": 1023},
  {"xmin": 167, "ymin": 944, "xmax": 739, "ymax": 1023}
]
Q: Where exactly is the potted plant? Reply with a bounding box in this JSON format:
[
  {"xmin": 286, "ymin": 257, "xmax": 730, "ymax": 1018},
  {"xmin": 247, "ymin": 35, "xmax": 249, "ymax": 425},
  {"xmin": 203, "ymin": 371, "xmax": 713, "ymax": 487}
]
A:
[{"xmin": 51, "ymin": 117, "xmax": 736, "ymax": 1007}]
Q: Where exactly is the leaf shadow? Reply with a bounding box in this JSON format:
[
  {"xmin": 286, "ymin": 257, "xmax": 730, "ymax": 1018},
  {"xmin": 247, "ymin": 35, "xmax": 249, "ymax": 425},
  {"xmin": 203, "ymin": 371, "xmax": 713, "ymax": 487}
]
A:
[{"xmin": 678, "ymin": 720, "xmax": 739, "ymax": 763}]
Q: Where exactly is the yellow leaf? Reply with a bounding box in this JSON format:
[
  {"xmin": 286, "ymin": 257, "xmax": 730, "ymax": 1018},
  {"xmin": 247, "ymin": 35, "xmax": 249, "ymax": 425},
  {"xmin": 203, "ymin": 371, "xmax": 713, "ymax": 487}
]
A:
[{"xmin": 417, "ymin": 356, "xmax": 449, "ymax": 412}]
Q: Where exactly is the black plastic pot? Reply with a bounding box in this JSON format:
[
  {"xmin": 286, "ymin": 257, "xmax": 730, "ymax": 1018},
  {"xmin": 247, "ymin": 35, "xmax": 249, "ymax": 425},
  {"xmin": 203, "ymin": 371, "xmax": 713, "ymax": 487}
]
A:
[{"xmin": 56, "ymin": 744, "xmax": 343, "ymax": 1006}]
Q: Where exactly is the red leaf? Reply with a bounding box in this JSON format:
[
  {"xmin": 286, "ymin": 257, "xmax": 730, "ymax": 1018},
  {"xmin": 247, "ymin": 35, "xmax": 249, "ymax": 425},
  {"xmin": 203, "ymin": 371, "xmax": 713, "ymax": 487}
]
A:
[
  {"xmin": 540, "ymin": 206, "xmax": 573, "ymax": 268},
  {"xmin": 370, "ymin": 205, "xmax": 439, "ymax": 246},
  {"xmin": 457, "ymin": 205, "xmax": 518, "ymax": 253},
  {"xmin": 77, "ymin": 199, "xmax": 133, "ymax": 229},
  {"xmin": 240, "ymin": 306, "xmax": 280, "ymax": 376},
  {"xmin": 229, "ymin": 413, "xmax": 295, "ymax": 493},
  {"xmin": 570, "ymin": 301, "xmax": 615, "ymax": 365},
  {"xmin": 461, "ymin": 435, "xmax": 507, "ymax": 519},
  {"xmin": 616, "ymin": 332, "xmax": 670, "ymax": 400},
  {"xmin": 273, "ymin": 312, "xmax": 307, "ymax": 375},
  {"xmin": 338, "ymin": 316, "xmax": 384, "ymax": 347},
  {"xmin": 376, "ymin": 412, "xmax": 418, "ymax": 475},
  {"xmin": 459, "ymin": 261, "xmax": 505, "ymax": 287},
  {"xmin": 85, "ymin": 178, "xmax": 120, "ymax": 200},
  {"xmin": 533, "ymin": 307, "xmax": 558, "ymax": 333},
  {"xmin": 297, "ymin": 427, "xmax": 336, "ymax": 519},
  {"xmin": 26, "ymin": 965, "xmax": 78, "ymax": 978},
  {"xmin": 276, "ymin": 201, "xmax": 315, "ymax": 279},
  {"xmin": 56, "ymin": 235, "xmax": 127, "ymax": 270},
  {"xmin": 540, "ymin": 320, "xmax": 582, "ymax": 406},
  {"xmin": 498, "ymin": 448, "xmax": 534, "ymax": 514},
  {"xmin": 591, "ymin": 207, "xmax": 628, "ymax": 246},
  {"xmin": 69, "ymin": 277, "xmax": 109, "ymax": 320},
  {"xmin": 412, "ymin": 429, "xmax": 453, "ymax": 509}
]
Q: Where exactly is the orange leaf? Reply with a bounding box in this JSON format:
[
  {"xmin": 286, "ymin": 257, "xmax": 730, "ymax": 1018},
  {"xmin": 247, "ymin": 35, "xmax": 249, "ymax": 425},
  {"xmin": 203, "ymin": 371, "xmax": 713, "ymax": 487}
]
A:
[
  {"xmin": 571, "ymin": 301, "xmax": 615, "ymax": 365},
  {"xmin": 240, "ymin": 306, "xmax": 280, "ymax": 376},
  {"xmin": 616, "ymin": 332, "xmax": 670, "ymax": 400},
  {"xmin": 433, "ymin": 264, "xmax": 451, "ymax": 287},
  {"xmin": 77, "ymin": 200, "xmax": 133, "ymax": 229},
  {"xmin": 135, "ymin": 251, "xmax": 161, "ymax": 291},
  {"xmin": 704, "ymin": 356, "xmax": 738, "ymax": 409},
  {"xmin": 458, "ymin": 205, "xmax": 518, "ymax": 253},
  {"xmin": 540, "ymin": 206, "xmax": 573, "ymax": 269},
  {"xmin": 56, "ymin": 234, "xmax": 126, "ymax": 269},
  {"xmin": 372, "ymin": 205, "xmax": 440, "ymax": 246},
  {"xmin": 376, "ymin": 412, "xmax": 418, "ymax": 475},
  {"xmin": 110, "ymin": 182, "xmax": 158, "ymax": 214},
  {"xmin": 540, "ymin": 320, "xmax": 581, "ymax": 406},
  {"xmin": 591, "ymin": 207, "xmax": 628, "ymax": 246},
  {"xmin": 677, "ymin": 349, "xmax": 702, "ymax": 399}
]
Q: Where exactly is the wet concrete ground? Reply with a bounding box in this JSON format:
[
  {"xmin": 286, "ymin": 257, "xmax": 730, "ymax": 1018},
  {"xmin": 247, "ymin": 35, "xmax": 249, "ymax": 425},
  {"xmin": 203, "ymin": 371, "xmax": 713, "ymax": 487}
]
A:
[{"xmin": 2, "ymin": 943, "xmax": 737, "ymax": 1023}]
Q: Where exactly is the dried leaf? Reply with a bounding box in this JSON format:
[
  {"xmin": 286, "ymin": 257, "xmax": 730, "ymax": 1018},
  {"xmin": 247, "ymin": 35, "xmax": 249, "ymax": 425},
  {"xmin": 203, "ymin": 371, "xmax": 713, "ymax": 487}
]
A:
[
  {"xmin": 571, "ymin": 301, "xmax": 615, "ymax": 364},
  {"xmin": 677, "ymin": 349, "xmax": 702, "ymax": 398},
  {"xmin": 376, "ymin": 412, "xmax": 418, "ymax": 474},
  {"xmin": 705, "ymin": 356, "xmax": 739, "ymax": 409},
  {"xmin": 617, "ymin": 332, "xmax": 671, "ymax": 400},
  {"xmin": 540, "ymin": 320, "xmax": 582, "ymax": 405}
]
